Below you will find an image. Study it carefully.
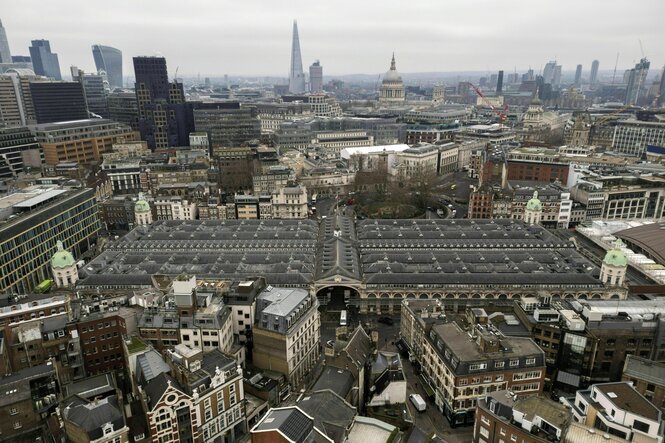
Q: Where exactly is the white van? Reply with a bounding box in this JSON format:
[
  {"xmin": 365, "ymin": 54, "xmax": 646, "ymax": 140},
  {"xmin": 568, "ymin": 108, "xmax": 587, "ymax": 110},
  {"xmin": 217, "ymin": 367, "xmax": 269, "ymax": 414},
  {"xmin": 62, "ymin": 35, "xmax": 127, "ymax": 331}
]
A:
[{"xmin": 410, "ymin": 393, "xmax": 426, "ymax": 412}]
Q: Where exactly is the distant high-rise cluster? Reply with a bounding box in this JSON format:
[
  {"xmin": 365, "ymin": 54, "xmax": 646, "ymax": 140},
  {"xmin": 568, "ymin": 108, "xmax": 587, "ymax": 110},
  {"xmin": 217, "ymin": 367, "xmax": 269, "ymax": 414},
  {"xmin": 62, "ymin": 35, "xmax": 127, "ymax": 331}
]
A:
[
  {"xmin": 288, "ymin": 20, "xmax": 306, "ymax": 94},
  {"xmin": 92, "ymin": 44, "xmax": 123, "ymax": 89}
]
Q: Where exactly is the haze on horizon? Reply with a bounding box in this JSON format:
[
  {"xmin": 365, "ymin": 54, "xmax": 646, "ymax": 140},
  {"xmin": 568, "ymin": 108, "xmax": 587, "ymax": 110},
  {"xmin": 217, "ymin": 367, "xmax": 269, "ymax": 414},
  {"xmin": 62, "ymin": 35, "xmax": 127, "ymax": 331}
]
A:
[{"xmin": 5, "ymin": 0, "xmax": 665, "ymax": 79}]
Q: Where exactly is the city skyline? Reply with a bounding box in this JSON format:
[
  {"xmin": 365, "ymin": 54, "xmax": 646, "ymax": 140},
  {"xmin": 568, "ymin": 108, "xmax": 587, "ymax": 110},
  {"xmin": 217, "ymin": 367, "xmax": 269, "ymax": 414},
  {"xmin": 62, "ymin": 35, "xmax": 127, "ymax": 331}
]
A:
[{"xmin": 3, "ymin": 0, "xmax": 665, "ymax": 78}]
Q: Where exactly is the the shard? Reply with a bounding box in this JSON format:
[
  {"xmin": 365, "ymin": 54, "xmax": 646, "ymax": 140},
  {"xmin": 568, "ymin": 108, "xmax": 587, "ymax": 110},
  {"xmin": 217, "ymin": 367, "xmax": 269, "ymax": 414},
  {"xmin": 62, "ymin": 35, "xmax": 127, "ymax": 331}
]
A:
[
  {"xmin": 288, "ymin": 20, "xmax": 306, "ymax": 94},
  {"xmin": 0, "ymin": 19, "xmax": 12, "ymax": 63}
]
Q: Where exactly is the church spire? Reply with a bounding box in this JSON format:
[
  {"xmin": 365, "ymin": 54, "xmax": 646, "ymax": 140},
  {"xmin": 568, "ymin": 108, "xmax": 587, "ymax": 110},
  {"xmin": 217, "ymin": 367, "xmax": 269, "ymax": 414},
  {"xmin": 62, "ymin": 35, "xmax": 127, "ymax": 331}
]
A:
[{"xmin": 390, "ymin": 52, "xmax": 396, "ymax": 71}]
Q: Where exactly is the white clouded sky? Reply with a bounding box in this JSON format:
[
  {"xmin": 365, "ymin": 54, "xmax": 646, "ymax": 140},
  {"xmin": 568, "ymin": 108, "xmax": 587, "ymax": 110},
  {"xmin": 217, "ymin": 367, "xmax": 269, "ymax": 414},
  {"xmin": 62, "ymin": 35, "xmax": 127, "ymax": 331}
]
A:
[{"xmin": 4, "ymin": 0, "xmax": 665, "ymax": 78}]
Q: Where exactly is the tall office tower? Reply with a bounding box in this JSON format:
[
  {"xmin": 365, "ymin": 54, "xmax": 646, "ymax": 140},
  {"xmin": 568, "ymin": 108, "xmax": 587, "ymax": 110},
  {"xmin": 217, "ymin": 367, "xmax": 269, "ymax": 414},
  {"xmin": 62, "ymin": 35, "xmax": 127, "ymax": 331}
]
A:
[
  {"xmin": 543, "ymin": 61, "xmax": 557, "ymax": 84},
  {"xmin": 29, "ymin": 39, "xmax": 62, "ymax": 80},
  {"xmin": 288, "ymin": 20, "xmax": 306, "ymax": 94},
  {"xmin": 552, "ymin": 65, "xmax": 562, "ymax": 87},
  {"xmin": 589, "ymin": 60, "xmax": 600, "ymax": 86},
  {"xmin": 657, "ymin": 66, "xmax": 665, "ymax": 107},
  {"xmin": 80, "ymin": 73, "xmax": 109, "ymax": 118},
  {"xmin": 72, "ymin": 66, "xmax": 109, "ymax": 118},
  {"xmin": 133, "ymin": 56, "xmax": 194, "ymax": 149},
  {"xmin": 29, "ymin": 81, "xmax": 88, "ymax": 123},
  {"xmin": 496, "ymin": 70, "xmax": 504, "ymax": 94},
  {"xmin": 625, "ymin": 58, "xmax": 650, "ymax": 105},
  {"xmin": 91, "ymin": 44, "xmax": 123, "ymax": 89},
  {"xmin": 0, "ymin": 19, "xmax": 12, "ymax": 63},
  {"xmin": 309, "ymin": 60, "xmax": 323, "ymax": 93},
  {"xmin": 574, "ymin": 64, "xmax": 583, "ymax": 88},
  {"xmin": 622, "ymin": 69, "xmax": 631, "ymax": 83}
]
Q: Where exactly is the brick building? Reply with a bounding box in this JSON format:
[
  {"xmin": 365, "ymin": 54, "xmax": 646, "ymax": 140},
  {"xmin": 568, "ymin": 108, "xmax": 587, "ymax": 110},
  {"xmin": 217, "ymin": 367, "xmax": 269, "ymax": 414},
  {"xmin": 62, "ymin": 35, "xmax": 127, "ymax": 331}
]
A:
[
  {"xmin": 0, "ymin": 364, "xmax": 60, "ymax": 441},
  {"xmin": 70, "ymin": 307, "xmax": 136, "ymax": 375},
  {"xmin": 623, "ymin": 355, "xmax": 665, "ymax": 414},
  {"xmin": 474, "ymin": 391, "xmax": 571, "ymax": 443},
  {"xmin": 30, "ymin": 119, "xmax": 137, "ymax": 165},
  {"xmin": 506, "ymin": 159, "xmax": 569, "ymax": 185}
]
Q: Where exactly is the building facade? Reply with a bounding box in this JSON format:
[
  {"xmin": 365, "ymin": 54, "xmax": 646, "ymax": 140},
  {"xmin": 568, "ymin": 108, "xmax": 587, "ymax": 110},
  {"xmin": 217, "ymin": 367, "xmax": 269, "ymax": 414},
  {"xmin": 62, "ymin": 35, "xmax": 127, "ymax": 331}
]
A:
[
  {"xmin": 29, "ymin": 81, "xmax": 88, "ymax": 123},
  {"xmin": 194, "ymin": 104, "xmax": 261, "ymax": 148},
  {"xmin": 612, "ymin": 120, "xmax": 665, "ymax": 157},
  {"xmin": 272, "ymin": 186, "xmax": 308, "ymax": 219},
  {"xmin": 252, "ymin": 287, "xmax": 321, "ymax": 388},
  {"xmin": 420, "ymin": 322, "xmax": 545, "ymax": 426},
  {"xmin": 30, "ymin": 118, "xmax": 137, "ymax": 165},
  {"xmin": 0, "ymin": 126, "xmax": 42, "ymax": 178},
  {"xmin": 133, "ymin": 56, "xmax": 194, "ymax": 149},
  {"xmin": 561, "ymin": 382, "xmax": 662, "ymax": 441},
  {"xmin": 0, "ymin": 186, "xmax": 100, "ymax": 294}
]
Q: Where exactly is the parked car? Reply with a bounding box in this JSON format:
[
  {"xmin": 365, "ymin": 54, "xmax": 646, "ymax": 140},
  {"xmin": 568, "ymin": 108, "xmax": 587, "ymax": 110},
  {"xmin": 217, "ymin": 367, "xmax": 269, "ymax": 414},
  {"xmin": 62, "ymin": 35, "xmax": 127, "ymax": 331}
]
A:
[
  {"xmin": 378, "ymin": 316, "xmax": 394, "ymax": 325},
  {"xmin": 410, "ymin": 394, "xmax": 427, "ymax": 412}
]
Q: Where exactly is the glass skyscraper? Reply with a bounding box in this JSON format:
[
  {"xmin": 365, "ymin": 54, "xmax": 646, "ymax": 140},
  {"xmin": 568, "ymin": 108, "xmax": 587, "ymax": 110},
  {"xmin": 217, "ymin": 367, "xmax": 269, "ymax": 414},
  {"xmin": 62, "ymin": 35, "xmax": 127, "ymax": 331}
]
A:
[
  {"xmin": 92, "ymin": 44, "xmax": 123, "ymax": 89},
  {"xmin": 0, "ymin": 19, "xmax": 12, "ymax": 63},
  {"xmin": 288, "ymin": 20, "xmax": 306, "ymax": 94},
  {"xmin": 29, "ymin": 39, "xmax": 61, "ymax": 80}
]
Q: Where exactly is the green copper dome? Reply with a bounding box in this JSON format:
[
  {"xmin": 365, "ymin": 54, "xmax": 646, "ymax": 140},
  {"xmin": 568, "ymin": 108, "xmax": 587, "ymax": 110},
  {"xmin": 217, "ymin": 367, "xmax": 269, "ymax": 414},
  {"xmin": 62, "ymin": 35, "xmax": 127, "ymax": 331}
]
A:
[
  {"xmin": 135, "ymin": 199, "xmax": 150, "ymax": 213},
  {"xmin": 526, "ymin": 191, "xmax": 542, "ymax": 211},
  {"xmin": 604, "ymin": 240, "xmax": 628, "ymax": 267},
  {"xmin": 51, "ymin": 241, "xmax": 76, "ymax": 269},
  {"xmin": 135, "ymin": 193, "xmax": 150, "ymax": 213}
]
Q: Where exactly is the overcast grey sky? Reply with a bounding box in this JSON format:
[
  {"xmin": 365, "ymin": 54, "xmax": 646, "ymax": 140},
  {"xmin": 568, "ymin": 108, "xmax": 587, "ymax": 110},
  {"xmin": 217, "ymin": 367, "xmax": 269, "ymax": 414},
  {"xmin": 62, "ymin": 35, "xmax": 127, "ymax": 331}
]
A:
[{"xmin": 5, "ymin": 0, "xmax": 665, "ymax": 78}]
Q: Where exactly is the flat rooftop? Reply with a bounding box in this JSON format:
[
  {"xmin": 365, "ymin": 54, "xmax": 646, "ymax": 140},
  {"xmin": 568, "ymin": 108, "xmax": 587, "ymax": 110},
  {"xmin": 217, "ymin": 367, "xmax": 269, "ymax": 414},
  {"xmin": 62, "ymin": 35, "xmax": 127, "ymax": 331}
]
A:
[
  {"xmin": 430, "ymin": 322, "xmax": 543, "ymax": 364},
  {"xmin": 0, "ymin": 186, "xmax": 67, "ymax": 212}
]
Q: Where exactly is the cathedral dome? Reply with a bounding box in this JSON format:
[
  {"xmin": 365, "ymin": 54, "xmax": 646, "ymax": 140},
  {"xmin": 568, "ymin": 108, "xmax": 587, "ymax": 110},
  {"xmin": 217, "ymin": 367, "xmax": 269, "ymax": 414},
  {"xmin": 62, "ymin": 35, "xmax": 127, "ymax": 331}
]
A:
[{"xmin": 382, "ymin": 53, "xmax": 403, "ymax": 84}]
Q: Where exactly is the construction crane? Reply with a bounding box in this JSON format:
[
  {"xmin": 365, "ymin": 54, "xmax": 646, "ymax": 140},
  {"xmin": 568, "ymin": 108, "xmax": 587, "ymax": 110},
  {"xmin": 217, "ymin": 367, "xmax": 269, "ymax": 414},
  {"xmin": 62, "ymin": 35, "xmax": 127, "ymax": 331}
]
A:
[
  {"xmin": 595, "ymin": 105, "xmax": 635, "ymax": 126},
  {"xmin": 469, "ymin": 83, "xmax": 507, "ymax": 123}
]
